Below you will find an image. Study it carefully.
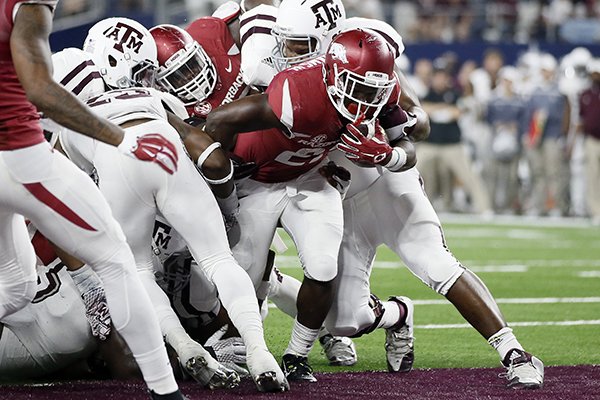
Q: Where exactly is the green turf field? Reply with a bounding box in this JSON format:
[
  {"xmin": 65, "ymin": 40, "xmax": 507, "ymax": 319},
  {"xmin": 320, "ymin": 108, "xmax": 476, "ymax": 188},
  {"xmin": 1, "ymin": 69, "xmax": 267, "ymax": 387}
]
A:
[{"xmin": 264, "ymin": 216, "xmax": 600, "ymax": 372}]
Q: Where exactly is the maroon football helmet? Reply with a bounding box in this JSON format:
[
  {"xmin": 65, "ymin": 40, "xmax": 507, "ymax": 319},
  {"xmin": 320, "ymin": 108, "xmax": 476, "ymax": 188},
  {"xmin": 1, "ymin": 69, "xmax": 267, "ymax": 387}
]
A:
[
  {"xmin": 324, "ymin": 28, "xmax": 396, "ymax": 123},
  {"xmin": 150, "ymin": 24, "xmax": 217, "ymax": 105}
]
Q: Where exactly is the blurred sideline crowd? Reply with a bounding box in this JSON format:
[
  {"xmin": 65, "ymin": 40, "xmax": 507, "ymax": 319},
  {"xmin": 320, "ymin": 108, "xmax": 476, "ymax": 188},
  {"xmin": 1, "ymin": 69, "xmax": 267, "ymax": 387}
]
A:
[
  {"xmin": 55, "ymin": 0, "xmax": 600, "ymax": 44},
  {"xmin": 54, "ymin": 0, "xmax": 600, "ymax": 224}
]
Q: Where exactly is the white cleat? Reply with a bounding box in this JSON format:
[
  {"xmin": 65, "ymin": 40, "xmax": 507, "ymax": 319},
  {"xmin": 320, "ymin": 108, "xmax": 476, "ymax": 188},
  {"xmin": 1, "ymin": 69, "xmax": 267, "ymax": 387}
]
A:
[
  {"xmin": 320, "ymin": 334, "xmax": 357, "ymax": 366},
  {"xmin": 385, "ymin": 296, "xmax": 414, "ymax": 373},
  {"xmin": 501, "ymin": 349, "xmax": 544, "ymax": 389},
  {"xmin": 246, "ymin": 348, "xmax": 289, "ymax": 392},
  {"xmin": 178, "ymin": 342, "xmax": 240, "ymax": 389}
]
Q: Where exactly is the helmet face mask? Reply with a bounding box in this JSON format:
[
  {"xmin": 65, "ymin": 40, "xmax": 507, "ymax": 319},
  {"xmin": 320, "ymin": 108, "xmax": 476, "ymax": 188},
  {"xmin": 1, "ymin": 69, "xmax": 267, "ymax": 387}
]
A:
[
  {"xmin": 84, "ymin": 17, "xmax": 158, "ymax": 89},
  {"xmin": 271, "ymin": 0, "xmax": 346, "ymax": 72},
  {"xmin": 324, "ymin": 29, "xmax": 396, "ymax": 123},
  {"xmin": 150, "ymin": 24, "xmax": 217, "ymax": 105}
]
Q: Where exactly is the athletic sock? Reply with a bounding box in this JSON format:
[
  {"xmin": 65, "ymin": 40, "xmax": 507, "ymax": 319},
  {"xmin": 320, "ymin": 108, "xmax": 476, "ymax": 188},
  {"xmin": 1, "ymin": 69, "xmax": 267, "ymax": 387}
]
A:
[
  {"xmin": 285, "ymin": 318, "xmax": 320, "ymax": 358},
  {"xmin": 487, "ymin": 327, "xmax": 524, "ymax": 362}
]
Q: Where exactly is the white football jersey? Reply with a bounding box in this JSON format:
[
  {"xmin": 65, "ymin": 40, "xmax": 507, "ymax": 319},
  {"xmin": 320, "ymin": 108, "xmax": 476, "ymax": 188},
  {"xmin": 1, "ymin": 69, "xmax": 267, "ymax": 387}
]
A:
[
  {"xmin": 239, "ymin": 4, "xmax": 279, "ymax": 88},
  {"xmin": 59, "ymin": 87, "xmax": 173, "ymax": 167}
]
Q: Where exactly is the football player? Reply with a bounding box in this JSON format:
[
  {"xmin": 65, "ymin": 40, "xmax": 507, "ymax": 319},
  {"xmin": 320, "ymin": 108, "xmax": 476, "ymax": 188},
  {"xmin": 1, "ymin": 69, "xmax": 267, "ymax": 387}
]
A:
[
  {"xmin": 0, "ymin": 225, "xmax": 139, "ymax": 381},
  {"xmin": 255, "ymin": 0, "xmax": 544, "ymax": 389},
  {"xmin": 204, "ymin": 28, "xmax": 417, "ymax": 382},
  {"xmin": 0, "ymin": 2, "xmax": 183, "ymax": 398},
  {"xmin": 51, "ymin": 18, "xmax": 288, "ymax": 393},
  {"xmin": 149, "ymin": 15, "xmax": 357, "ymax": 367}
]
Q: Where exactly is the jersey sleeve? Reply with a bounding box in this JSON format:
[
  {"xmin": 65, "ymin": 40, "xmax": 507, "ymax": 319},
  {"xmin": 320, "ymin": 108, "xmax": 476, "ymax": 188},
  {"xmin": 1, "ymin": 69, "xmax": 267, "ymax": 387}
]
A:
[
  {"xmin": 266, "ymin": 72, "xmax": 296, "ymax": 130},
  {"xmin": 239, "ymin": 4, "xmax": 278, "ymax": 87},
  {"xmin": 187, "ymin": 16, "xmax": 235, "ymax": 53}
]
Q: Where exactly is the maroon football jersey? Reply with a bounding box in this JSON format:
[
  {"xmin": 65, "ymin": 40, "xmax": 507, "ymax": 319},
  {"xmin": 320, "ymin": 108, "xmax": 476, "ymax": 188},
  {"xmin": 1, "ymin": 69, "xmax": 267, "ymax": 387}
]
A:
[
  {"xmin": 0, "ymin": 0, "xmax": 57, "ymax": 150},
  {"xmin": 233, "ymin": 57, "xmax": 344, "ymax": 183},
  {"xmin": 185, "ymin": 17, "xmax": 248, "ymax": 119}
]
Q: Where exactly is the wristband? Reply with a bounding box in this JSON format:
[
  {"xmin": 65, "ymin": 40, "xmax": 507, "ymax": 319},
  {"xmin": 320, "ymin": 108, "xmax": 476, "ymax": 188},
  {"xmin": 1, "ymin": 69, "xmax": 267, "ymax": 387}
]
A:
[
  {"xmin": 203, "ymin": 159, "xmax": 234, "ymax": 185},
  {"xmin": 196, "ymin": 142, "xmax": 222, "ymax": 169},
  {"xmin": 383, "ymin": 147, "xmax": 407, "ymax": 172}
]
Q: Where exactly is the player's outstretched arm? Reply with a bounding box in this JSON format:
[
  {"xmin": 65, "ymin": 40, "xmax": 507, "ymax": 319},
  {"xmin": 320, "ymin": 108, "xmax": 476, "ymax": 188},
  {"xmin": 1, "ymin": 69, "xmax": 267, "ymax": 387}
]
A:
[
  {"xmin": 10, "ymin": 4, "xmax": 124, "ymax": 147},
  {"xmin": 205, "ymin": 93, "xmax": 283, "ymax": 150},
  {"xmin": 396, "ymin": 68, "xmax": 430, "ymax": 142}
]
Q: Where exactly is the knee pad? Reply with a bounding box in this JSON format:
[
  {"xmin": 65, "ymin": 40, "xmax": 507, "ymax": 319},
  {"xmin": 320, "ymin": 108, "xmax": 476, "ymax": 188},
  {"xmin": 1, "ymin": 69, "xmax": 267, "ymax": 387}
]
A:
[{"xmin": 303, "ymin": 254, "xmax": 338, "ymax": 282}]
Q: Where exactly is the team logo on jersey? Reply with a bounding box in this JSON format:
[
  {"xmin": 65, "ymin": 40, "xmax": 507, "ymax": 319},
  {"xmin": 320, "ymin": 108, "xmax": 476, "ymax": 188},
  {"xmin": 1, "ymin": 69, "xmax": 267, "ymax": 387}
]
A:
[
  {"xmin": 311, "ymin": 0, "xmax": 343, "ymax": 30},
  {"xmin": 102, "ymin": 22, "xmax": 145, "ymax": 54},
  {"xmin": 328, "ymin": 43, "xmax": 348, "ymax": 64},
  {"xmin": 194, "ymin": 101, "xmax": 213, "ymax": 118},
  {"xmin": 297, "ymin": 133, "xmax": 336, "ymax": 148}
]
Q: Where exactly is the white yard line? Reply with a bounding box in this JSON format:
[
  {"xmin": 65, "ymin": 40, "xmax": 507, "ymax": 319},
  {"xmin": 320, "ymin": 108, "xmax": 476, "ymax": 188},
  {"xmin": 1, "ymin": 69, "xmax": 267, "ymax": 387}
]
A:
[
  {"xmin": 273, "ymin": 255, "xmax": 600, "ymax": 271},
  {"xmin": 417, "ymin": 320, "xmax": 600, "ymax": 329},
  {"xmin": 413, "ymin": 297, "xmax": 600, "ymax": 305}
]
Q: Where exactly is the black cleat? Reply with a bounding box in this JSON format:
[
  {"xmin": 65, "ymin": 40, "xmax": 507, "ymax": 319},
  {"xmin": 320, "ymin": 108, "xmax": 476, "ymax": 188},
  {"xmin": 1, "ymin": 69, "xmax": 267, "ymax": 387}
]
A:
[{"xmin": 281, "ymin": 353, "xmax": 317, "ymax": 382}]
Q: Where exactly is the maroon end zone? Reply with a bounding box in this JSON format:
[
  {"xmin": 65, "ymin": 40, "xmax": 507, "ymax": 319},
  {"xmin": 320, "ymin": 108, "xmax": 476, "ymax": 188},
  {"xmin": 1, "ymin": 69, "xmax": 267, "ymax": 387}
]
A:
[{"xmin": 3, "ymin": 365, "xmax": 599, "ymax": 400}]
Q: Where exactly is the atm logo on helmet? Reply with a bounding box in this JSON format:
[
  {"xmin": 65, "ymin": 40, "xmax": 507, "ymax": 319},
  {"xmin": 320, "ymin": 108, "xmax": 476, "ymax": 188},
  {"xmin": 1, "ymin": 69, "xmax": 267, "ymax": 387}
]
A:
[
  {"xmin": 102, "ymin": 22, "xmax": 145, "ymax": 54},
  {"xmin": 310, "ymin": 0, "xmax": 343, "ymax": 30}
]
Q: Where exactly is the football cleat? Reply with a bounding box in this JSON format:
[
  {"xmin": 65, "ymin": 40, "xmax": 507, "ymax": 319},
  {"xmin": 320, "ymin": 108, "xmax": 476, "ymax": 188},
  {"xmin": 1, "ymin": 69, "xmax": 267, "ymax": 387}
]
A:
[
  {"xmin": 183, "ymin": 356, "xmax": 240, "ymax": 390},
  {"xmin": 385, "ymin": 296, "xmax": 414, "ymax": 373},
  {"xmin": 281, "ymin": 353, "xmax": 317, "ymax": 382},
  {"xmin": 149, "ymin": 390, "xmax": 188, "ymax": 400},
  {"xmin": 246, "ymin": 348, "xmax": 289, "ymax": 392},
  {"xmin": 319, "ymin": 334, "xmax": 357, "ymax": 366},
  {"xmin": 500, "ymin": 349, "xmax": 544, "ymax": 389}
]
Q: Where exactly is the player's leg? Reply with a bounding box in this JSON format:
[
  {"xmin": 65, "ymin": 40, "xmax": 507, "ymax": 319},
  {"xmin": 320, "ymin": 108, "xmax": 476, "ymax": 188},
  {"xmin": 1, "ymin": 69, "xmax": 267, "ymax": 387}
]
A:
[
  {"xmin": 324, "ymin": 183, "xmax": 411, "ymax": 372},
  {"xmin": 94, "ymin": 122, "xmax": 239, "ymax": 390},
  {"xmin": 12, "ymin": 146, "xmax": 180, "ymax": 397},
  {"xmin": 0, "ymin": 211, "xmax": 37, "ymax": 319},
  {"xmin": 379, "ymin": 168, "xmax": 543, "ymax": 388},
  {"xmin": 279, "ymin": 167, "xmax": 343, "ymax": 382},
  {"xmin": 157, "ymin": 149, "xmax": 287, "ymax": 392}
]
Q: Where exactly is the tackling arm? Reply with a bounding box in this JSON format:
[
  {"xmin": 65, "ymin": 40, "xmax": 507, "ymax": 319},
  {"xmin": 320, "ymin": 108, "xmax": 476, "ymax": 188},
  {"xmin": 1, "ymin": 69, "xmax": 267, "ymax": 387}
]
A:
[
  {"xmin": 167, "ymin": 112, "xmax": 234, "ymax": 200},
  {"xmin": 204, "ymin": 93, "xmax": 284, "ymax": 150},
  {"xmin": 395, "ymin": 67, "xmax": 430, "ymax": 142},
  {"xmin": 10, "ymin": 5, "xmax": 125, "ymax": 147}
]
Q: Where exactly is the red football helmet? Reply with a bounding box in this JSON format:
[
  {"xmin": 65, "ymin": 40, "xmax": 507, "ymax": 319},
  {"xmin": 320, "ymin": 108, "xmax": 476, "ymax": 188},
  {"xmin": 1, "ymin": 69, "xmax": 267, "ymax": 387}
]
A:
[
  {"xmin": 150, "ymin": 24, "xmax": 217, "ymax": 105},
  {"xmin": 324, "ymin": 29, "xmax": 396, "ymax": 123}
]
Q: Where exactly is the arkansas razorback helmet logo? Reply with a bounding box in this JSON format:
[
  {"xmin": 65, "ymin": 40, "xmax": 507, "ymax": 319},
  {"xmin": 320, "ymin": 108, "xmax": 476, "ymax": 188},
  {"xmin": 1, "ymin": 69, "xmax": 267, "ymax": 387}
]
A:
[{"xmin": 193, "ymin": 101, "xmax": 213, "ymax": 118}]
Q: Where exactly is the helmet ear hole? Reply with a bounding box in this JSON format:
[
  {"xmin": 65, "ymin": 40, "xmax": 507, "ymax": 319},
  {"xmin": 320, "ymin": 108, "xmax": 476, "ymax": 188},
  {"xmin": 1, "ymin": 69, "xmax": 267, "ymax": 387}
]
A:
[{"xmin": 108, "ymin": 55, "xmax": 117, "ymax": 67}]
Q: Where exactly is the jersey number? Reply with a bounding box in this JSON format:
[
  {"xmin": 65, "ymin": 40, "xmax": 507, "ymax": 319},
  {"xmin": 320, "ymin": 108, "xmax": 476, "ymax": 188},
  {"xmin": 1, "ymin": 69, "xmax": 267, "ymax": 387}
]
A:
[{"xmin": 274, "ymin": 148, "xmax": 326, "ymax": 167}]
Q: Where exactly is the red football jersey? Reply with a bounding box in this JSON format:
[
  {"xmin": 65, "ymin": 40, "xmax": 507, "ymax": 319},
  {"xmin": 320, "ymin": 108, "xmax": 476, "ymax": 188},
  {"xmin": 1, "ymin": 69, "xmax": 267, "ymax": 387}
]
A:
[
  {"xmin": 185, "ymin": 17, "xmax": 248, "ymax": 119},
  {"xmin": 0, "ymin": 0, "xmax": 56, "ymax": 150},
  {"xmin": 233, "ymin": 57, "xmax": 344, "ymax": 183}
]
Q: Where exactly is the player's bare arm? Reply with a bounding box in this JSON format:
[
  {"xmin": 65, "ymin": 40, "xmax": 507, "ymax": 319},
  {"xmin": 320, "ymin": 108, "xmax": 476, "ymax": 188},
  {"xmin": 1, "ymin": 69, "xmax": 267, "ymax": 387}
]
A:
[
  {"xmin": 10, "ymin": 4, "xmax": 125, "ymax": 147},
  {"xmin": 395, "ymin": 68, "xmax": 430, "ymax": 142},
  {"xmin": 167, "ymin": 111, "xmax": 234, "ymax": 198},
  {"xmin": 205, "ymin": 93, "xmax": 284, "ymax": 150}
]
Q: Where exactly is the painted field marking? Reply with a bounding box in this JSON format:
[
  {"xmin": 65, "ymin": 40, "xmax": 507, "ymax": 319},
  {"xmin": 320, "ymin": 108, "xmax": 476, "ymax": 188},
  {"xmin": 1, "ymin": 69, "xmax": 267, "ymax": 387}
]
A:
[
  {"xmin": 274, "ymin": 255, "xmax": 600, "ymax": 271},
  {"xmin": 417, "ymin": 320, "xmax": 600, "ymax": 329},
  {"xmin": 413, "ymin": 297, "xmax": 600, "ymax": 305},
  {"xmin": 577, "ymin": 271, "xmax": 600, "ymax": 278}
]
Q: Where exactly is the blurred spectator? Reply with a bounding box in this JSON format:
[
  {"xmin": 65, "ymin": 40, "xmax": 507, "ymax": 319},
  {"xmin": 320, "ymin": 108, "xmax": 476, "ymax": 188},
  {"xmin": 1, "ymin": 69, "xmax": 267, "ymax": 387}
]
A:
[
  {"xmin": 559, "ymin": 47, "xmax": 594, "ymax": 217},
  {"xmin": 485, "ymin": 66, "xmax": 528, "ymax": 214},
  {"xmin": 55, "ymin": 0, "xmax": 92, "ymax": 17},
  {"xmin": 411, "ymin": 58, "xmax": 434, "ymax": 99},
  {"xmin": 468, "ymin": 48, "xmax": 505, "ymax": 192},
  {"xmin": 418, "ymin": 61, "xmax": 493, "ymax": 215},
  {"xmin": 523, "ymin": 53, "xmax": 571, "ymax": 216},
  {"xmin": 577, "ymin": 59, "xmax": 600, "ymax": 225}
]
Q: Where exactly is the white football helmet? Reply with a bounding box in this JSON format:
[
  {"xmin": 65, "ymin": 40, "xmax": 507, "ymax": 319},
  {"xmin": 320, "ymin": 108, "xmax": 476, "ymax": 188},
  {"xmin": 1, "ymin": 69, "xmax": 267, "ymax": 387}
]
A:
[
  {"xmin": 271, "ymin": 0, "xmax": 346, "ymax": 71},
  {"xmin": 83, "ymin": 17, "xmax": 158, "ymax": 89},
  {"xmin": 52, "ymin": 47, "xmax": 105, "ymax": 101}
]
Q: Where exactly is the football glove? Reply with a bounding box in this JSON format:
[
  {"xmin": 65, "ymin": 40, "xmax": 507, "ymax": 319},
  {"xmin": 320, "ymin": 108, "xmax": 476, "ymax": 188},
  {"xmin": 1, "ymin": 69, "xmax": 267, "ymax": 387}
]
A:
[
  {"xmin": 319, "ymin": 161, "xmax": 351, "ymax": 199},
  {"xmin": 118, "ymin": 133, "xmax": 179, "ymax": 175},
  {"xmin": 337, "ymin": 120, "xmax": 393, "ymax": 166}
]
